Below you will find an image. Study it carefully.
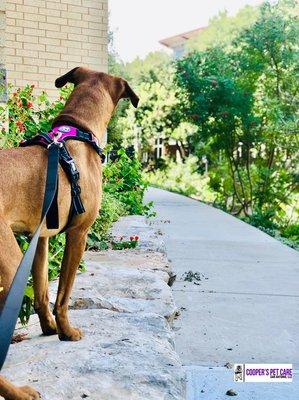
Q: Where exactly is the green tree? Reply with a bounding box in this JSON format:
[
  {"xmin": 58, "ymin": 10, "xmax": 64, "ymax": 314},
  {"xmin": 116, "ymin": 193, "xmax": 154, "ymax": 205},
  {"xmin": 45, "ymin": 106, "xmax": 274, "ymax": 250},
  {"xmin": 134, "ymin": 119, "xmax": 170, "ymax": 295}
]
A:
[
  {"xmin": 119, "ymin": 65, "xmax": 183, "ymax": 157},
  {"xmin": 188, "ymin": 5, "xmax": 259, "ymax": 52},
  {"xmin": 124, "ymin": 51, "xmax": 171, "ymax": 84},
  {"xmin": 175, "ymin": 0, "xmax": 299, "ymax": 220}
]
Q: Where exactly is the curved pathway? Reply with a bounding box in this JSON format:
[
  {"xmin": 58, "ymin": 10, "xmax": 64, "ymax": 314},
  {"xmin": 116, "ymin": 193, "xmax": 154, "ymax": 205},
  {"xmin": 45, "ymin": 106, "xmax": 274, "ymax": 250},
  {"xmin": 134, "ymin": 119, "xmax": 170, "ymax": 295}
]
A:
[{"xmin": 145, "ymin": 187, "xmax": 299, "ymax": 399}]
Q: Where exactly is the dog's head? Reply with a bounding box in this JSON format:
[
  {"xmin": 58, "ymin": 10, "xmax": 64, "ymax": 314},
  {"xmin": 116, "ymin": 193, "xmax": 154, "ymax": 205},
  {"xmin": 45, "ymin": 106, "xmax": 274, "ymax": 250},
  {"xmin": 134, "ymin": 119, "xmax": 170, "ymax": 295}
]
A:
[{"xmin": 55, "ymin": 67, "xmax": 139, "ymax": 108}]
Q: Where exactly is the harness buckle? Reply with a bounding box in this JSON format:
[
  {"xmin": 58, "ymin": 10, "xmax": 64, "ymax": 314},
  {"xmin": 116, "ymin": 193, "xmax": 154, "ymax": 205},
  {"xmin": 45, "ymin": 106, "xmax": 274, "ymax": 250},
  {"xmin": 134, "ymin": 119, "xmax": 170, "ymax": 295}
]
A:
[
  {"xmin": 71, "ymin": 183, "xmax": 81, "ymax": 196},
  {"xmin": 47, "ymin": 141, "xmax": 63, "ymax": 149},
  {"xmin": 47, "ymin": 130, "xmax": 63, "ymax": 149},
  {"xmin": 66, "ymin": 159, "xmax": 80, "ymax": 181}
]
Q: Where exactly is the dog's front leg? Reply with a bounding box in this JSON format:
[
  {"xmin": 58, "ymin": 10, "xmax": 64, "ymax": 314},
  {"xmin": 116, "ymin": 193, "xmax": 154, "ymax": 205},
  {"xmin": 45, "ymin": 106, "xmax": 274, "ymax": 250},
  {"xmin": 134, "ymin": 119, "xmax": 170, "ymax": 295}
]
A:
[
  {"xmin": 32, "ymin": 237, "xmax": 57, "ymax": 336},
  {"xmin": 0, "ymin": 376, "xmax": 40, "ymax": 400},
  {"xmin": 54, "ymin": 228, "xmax": 88, "ymax": 341}
]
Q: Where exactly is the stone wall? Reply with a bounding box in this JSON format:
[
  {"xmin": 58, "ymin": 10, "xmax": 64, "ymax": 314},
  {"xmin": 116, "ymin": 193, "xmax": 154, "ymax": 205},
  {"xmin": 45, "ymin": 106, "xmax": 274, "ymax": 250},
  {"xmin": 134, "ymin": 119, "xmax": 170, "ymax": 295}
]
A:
[
  {"xmin": 4, "ymin": 0, "xmax": 108, "ymax": 98},
  {"xmin": 3, "ymin": 216, "xmax": 185, "ymax": 399}
]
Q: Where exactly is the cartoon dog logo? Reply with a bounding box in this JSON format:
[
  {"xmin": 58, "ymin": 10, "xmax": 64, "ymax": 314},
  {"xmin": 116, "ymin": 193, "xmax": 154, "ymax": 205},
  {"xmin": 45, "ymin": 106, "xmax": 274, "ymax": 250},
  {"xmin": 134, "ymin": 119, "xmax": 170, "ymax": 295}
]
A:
[{"xmin": 234, "ymin": 365, "xmax": 243, "ymax": 382}]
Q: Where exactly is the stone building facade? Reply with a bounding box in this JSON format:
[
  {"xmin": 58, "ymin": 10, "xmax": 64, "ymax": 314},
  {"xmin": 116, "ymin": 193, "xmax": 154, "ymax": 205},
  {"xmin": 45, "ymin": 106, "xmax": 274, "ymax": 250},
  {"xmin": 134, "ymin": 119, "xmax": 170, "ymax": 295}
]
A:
[{"xmin": 0, "ymin": 0, "xmax": 108, "ymax": 98}]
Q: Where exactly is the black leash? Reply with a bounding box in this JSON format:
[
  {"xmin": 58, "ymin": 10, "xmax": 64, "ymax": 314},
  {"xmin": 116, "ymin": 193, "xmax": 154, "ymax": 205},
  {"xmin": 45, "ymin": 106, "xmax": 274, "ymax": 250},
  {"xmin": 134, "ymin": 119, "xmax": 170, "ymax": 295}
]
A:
[{"xmin": 0, "ymin": 143, "xmax": 60, "ymax": 369}]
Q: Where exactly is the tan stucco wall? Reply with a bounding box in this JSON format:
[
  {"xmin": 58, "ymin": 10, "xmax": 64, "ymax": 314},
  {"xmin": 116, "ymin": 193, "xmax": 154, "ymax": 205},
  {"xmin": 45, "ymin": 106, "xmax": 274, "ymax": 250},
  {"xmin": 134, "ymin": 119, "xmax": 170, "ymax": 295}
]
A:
[{"xmin": 3, "ymin": 0, "xmax": 108, "ymax": 98}]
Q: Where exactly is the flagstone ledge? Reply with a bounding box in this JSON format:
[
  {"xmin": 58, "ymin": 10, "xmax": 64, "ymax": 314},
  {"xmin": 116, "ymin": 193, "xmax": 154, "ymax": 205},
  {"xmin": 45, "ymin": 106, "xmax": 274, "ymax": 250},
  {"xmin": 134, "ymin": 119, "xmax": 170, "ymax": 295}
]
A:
[{"xmin": 3, "ymin": 216, "xmax": 185, "ymax": 400}]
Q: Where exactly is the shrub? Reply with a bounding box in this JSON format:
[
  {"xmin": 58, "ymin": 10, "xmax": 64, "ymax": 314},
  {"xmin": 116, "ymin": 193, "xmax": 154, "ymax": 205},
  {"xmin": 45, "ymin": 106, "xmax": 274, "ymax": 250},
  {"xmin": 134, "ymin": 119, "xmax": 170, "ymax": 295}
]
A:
[
  {"xmin": 103, "ymin": 148, "xmax": 154, "ymax": 216},
  {"xmin": 87, "ymin": 192, "xmax": 128, "ymax": 251},
  {"xmin": 145, "ymin": 156, "xmax": 215, "ymax": 203},
  {"xmin": 281, "ymin": 224, "xmax": 299, "ymax": 246}
]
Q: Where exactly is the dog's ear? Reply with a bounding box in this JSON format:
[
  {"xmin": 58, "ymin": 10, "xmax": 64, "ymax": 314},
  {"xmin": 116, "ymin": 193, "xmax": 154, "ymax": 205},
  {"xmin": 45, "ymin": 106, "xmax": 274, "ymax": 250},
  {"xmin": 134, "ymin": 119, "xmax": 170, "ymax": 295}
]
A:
[
  {"xmin": 55, "ymin": 67, "xmax": 80, "ymax": 88},
  {"xmin": 122, "ymin": 81, "xmax": 139, "ymax": 108}
]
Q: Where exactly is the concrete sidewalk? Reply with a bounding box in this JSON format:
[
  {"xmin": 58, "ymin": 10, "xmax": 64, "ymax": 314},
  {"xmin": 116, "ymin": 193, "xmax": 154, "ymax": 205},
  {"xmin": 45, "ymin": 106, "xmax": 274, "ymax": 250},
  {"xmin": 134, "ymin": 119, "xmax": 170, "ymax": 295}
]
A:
[{"xmin": 145, "ymin": 187, "xmax": 299, "ymax": 399}]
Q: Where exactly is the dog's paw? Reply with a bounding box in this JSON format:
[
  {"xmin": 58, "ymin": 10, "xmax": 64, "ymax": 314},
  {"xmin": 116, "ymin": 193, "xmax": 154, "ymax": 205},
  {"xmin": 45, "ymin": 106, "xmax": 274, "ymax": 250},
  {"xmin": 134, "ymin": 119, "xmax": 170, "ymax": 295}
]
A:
[
  {"xmin": 15, "ymin": 386, "xmax": 40, "ymax": 400},
  {"xmin": 41, "ymin": 320, "xmax": 57, "ymax": 336},
  {"xmin": 37, "ymin": 311, "xmax": 57, "ymax": 336},
  {"xmin": 58, "ymin": 327, "xmax": 83, "ymax": 342}
]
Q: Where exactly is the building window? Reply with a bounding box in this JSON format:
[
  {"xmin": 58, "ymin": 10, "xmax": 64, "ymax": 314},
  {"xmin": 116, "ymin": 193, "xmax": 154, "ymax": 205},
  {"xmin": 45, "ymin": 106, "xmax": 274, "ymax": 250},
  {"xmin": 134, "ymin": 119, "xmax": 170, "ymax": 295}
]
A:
[{"xmin": 155, "ymin": 137, "xmax": 163, "ymax": 159}]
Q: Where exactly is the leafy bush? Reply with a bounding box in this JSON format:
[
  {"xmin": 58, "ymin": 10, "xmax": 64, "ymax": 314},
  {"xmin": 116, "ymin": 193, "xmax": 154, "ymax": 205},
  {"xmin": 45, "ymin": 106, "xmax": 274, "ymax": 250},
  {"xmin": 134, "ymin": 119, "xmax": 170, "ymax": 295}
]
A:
[
  {"xmin": 145, "ymin": 156, "xmax": 215, "ymax": 203},
  {"xmin": 1, "ymin": 84, "xmax": 68, "ymax": 148},
  {"xmin": 87, "ymin": 192, "xmax": 128, "ymax": 251},
  {"xmin": 281, "ymin": 224, "xmax": 299, "ymax": 243},
  {"xmin": 103, "ymin": 148, "xmax": 154, "ymax": 216},
  {"xmin": 111, "ymin": 236, "xmax": 139, "ymax": 250}
]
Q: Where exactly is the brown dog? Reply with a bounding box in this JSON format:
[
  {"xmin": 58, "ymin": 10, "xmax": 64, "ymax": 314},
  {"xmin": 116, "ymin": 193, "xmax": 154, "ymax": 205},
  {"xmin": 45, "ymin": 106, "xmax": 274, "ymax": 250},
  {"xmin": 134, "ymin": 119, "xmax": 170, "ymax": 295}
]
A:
[{"xmin": 0, "ymin": 67, "xmax": 139, "ymax": 400}]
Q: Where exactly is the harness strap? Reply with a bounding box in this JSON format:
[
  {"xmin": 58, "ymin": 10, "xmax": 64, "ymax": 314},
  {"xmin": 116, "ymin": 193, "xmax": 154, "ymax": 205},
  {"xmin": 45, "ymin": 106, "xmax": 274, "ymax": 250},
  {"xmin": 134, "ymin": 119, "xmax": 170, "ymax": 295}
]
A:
[
  {"xmin": 20, "ymin": 125, "xmax": 104, "ymax": 230},
  {"xmin": 0, "ymin": 144, "xmax": 61, "ymax": 369},
  {"xmin": 58, "ymin": 144, "xmax": 85, "ymax": 229}
]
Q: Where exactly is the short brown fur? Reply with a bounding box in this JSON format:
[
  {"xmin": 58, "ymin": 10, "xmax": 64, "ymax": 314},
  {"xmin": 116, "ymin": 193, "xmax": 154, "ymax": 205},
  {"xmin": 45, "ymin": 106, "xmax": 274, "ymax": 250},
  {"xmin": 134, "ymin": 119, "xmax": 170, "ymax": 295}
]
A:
[{"xmin": 0, "ymin": 67, "xmax": 139, "ymax": 399}]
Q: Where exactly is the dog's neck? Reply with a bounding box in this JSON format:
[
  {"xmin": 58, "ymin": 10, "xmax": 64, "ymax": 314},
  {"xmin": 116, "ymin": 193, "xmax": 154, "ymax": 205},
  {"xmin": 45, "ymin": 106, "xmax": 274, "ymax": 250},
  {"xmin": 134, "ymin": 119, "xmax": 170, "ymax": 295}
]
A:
[
  {"xmin": 52, "ymin": 85, "xmax": 115, "ymax": 145},
  {"xmin": 52, "ymin": 115, "xmax": 102, "ymax": 140}
]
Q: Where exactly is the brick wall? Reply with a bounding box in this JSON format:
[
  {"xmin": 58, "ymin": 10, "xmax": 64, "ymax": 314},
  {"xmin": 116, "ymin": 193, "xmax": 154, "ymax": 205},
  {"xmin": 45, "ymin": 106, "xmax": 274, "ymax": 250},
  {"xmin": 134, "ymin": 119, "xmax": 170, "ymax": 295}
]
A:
[
  {"xmin": 4, "ymin": 0, "xmax": 108, "ymax": 98},
  {"xmin": 0, "ymin": 1, "xmax": 5, "ymax": 66}
]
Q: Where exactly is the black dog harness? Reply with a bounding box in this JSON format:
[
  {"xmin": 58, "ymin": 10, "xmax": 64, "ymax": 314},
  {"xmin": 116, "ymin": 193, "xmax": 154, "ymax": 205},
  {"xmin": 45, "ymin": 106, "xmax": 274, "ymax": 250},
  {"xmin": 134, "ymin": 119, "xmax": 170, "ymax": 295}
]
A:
[
  {"xmin": 0, "ymin": 125, "xmax": 104, "ymax": 369},
  {"xmin": 20, "ymin": 125, "xmax": 105, "ymax": 229}
]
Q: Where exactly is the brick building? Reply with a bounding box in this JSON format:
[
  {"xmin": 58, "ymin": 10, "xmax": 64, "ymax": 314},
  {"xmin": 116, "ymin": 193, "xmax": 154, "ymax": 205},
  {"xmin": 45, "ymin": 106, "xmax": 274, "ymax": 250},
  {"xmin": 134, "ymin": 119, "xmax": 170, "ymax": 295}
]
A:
[{"xmin": 0, "ymin": 0, "xmax": 108, "ymax": 99}]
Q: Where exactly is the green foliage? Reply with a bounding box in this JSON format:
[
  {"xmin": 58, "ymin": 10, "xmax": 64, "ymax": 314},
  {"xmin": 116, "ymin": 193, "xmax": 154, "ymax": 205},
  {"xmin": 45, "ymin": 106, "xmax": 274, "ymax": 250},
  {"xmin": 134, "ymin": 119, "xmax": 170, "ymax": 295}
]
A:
[
  {"xmin": 281, "ymin": 224, "xmax": 299, "ymax": 244},
  {"xmin": 103, "ymin": 148, "xmax": 153, "ymax": 216},
  {"xmin": 87, "ymin": 192, "xmax": 128, "ymax": 250},
  {"xmin": 241, "ymin": 211, "xmax": 299, "ymax": 250},
  {"xmin": 175, "ymin": 0, "xmax": 299, "ymax": 223},
  {"xmin": 0, "ymin": 84, "xmax": 70, "ymax": 147},
  {"xmin": 188, "ymin": 5, "xmax": 260, "ymax": 52},
  {"xmin": 108, "ymin": 46, "xmax": 171, "ymax": 147},
  {"xmin": 19, "ymin": 285, "xmax": 34, "ymax": 325},
  {"xmin": 118, "ymin": 64, "xmax": 191, "ymax": 161},
  {"xmin": 145, "ymin": 156, "xmax": 215, "ymax": 203},
  {"xmin": 123, "ymin": 51, "xmax": 171, "ymax": 85},
  {"xmin": 0, "ymin": 67, "xmax": 7, "ymax": 102},
  {"xmin": 111, "ymin": 238, "xmax": 139, "ymax": 250}
]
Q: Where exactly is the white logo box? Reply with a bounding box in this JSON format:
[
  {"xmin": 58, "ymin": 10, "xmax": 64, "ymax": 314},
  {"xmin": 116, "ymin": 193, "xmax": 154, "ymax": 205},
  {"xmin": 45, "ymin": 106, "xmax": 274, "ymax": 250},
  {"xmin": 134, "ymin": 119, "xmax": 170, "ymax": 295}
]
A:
[{"xmin": 234, "ymin": 364, "xmax": 293, "ymax": 383}]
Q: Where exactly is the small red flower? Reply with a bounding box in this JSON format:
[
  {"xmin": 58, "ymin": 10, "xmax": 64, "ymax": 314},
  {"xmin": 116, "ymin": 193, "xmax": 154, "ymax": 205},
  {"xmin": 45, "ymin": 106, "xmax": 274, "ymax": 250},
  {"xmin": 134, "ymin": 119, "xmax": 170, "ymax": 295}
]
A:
[
  {"xmin": 16, "ymin": 121, "xmax": 25, "ymax": 132},
  {"xmin": 130, "ymin": 236, "xmax": 134, "ymax": 241},
  {"xmin": 27, "ymin": 102, "xmax": 33, "ymax": 108},
  {"xmin": 18, "ymin": 101, "xmax": 22, "ymax": 108},
  {"xmin": 135, "ymin": 235, "xmax": 139, "ymax": 241}
]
